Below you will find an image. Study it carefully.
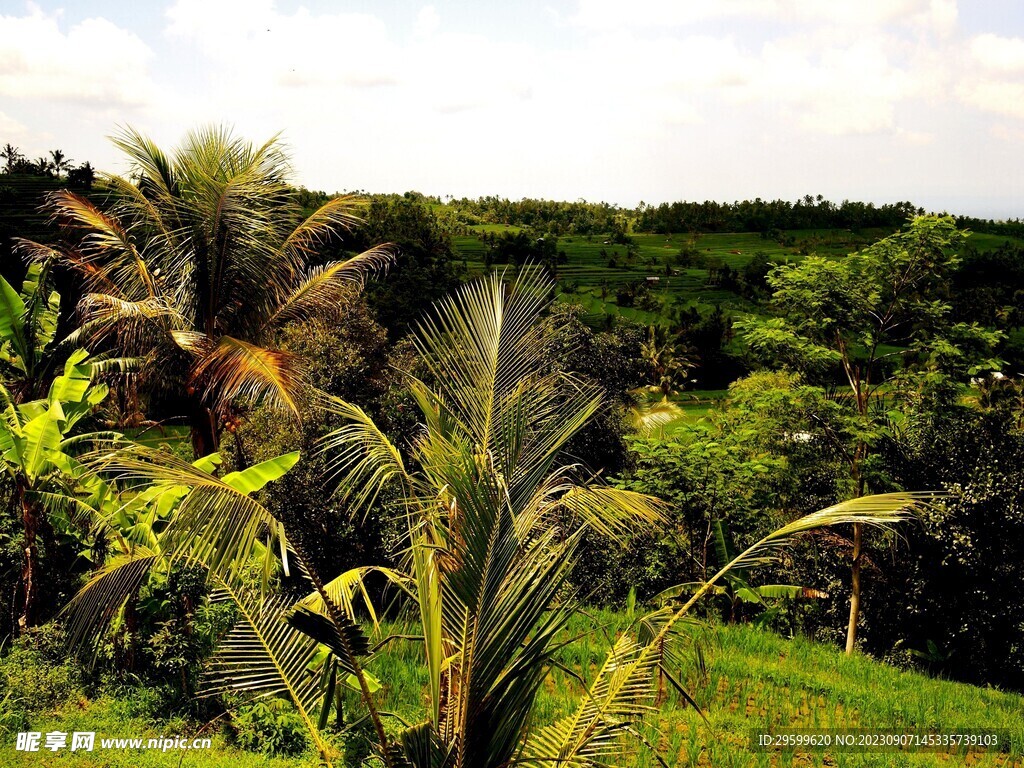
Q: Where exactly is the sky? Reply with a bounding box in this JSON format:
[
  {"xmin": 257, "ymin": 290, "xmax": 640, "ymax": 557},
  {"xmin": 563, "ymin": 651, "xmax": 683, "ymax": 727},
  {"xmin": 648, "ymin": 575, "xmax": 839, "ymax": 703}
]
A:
[{"xmin": 1, "ymin": 0, "xmax": 1023, "ymax": 218}]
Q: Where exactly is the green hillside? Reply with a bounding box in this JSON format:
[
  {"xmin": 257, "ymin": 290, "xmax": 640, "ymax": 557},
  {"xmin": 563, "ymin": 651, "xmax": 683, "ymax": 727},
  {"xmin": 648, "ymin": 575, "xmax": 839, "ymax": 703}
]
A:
[{"xmin": 11, "ymin": 617, "xmax": 1022, "ymax": 767}]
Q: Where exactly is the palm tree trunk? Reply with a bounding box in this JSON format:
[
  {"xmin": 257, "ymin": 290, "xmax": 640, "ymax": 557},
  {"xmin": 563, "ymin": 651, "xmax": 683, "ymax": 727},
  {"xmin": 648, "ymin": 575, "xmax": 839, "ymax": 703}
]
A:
[
  {"xmin": 290, "ymin": 540, "xmax": 394, "ymax": 768},
  {"xmin": 189, "ymin": 401, "xmax": 219, "ymax": 458}
]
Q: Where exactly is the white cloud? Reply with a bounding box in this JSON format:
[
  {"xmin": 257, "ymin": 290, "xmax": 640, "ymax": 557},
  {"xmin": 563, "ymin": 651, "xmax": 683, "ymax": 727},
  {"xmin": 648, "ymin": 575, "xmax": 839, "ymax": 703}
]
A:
[
  {"xmin": 0, "ymin": 111, "xmax": 29, "ymax": 140},
  {"xmin": 165, "ymin": 0, "xmax": 397, "ymax": 88},
  {"xmin": 735, "ymin": 37, "xmax": 918, "ymax": 134},
  {"xmin": 957, "ymin": 34, "xmax": 1024, "ymax": 120},
  {"xmin": 969, "ymin": 33, "xmax": 1024, "ymax": 72},
  {"xmin": 2, "ymin": 0, "xmax": 1021, "ymax": 217},
  {"xmin": 991, "ymin": 123, "xmax": 1024, "ymax": 143},
  {"xmin": 0, "ymin": 4, "xmax": 154, "ymax": 105}
]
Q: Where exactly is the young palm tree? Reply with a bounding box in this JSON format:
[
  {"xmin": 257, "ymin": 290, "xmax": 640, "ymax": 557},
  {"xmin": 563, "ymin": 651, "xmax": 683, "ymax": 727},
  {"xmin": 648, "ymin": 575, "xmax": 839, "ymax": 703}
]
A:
[
  {"xmin": 310, "ymin": 269, "xmax": 927, "ymax": 766},
  {"xmin": 17, "ymin": 126, "xmax": 395, "ymax": 455}
]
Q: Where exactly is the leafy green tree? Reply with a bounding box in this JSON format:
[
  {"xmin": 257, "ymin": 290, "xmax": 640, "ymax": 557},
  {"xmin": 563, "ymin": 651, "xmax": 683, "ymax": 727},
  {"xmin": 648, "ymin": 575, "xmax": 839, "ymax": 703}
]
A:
[
  {"xmin": 226, "ymin": 291, "xmax": 396, "ymax": 580},
  {"xmin": 17, "ymin": 126, "xmax": 394, "ymax": 456},
  {"xmin": 354, "ymin": 194, "xmax": 461, "ymax": 336},
  {"xmin": 869, "ymin": 383, "xmax": 1024, "ymax": 689},
  {"xmin": 736, "ymin": 215, "xmax": 1003, "ymax": 653},
  {"xmin": 66, "ymin": 161, "xmax": 95, "ymax": 190},
  {"xmin": 540, "ymin": 303, "xmax": 645, "ymax": 473}
]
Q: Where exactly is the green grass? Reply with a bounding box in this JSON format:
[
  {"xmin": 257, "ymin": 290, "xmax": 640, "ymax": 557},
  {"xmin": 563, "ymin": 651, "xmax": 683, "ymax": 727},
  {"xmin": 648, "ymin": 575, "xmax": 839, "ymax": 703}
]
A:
[
  {"xmin": 364, "ymin": 613, "xmax": 1024, "ymax": 767},
  {"xmin": 10, "ymin": 616, "xmax": 1023, "ymax": 766},
  {"xmin": 4, "ymin": 693, "xmax": 305, "ymax": 767}
]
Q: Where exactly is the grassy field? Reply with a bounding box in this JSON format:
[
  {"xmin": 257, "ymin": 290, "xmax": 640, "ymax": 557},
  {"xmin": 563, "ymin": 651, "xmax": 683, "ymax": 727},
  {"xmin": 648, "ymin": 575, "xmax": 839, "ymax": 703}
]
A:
[
  {"xmin": 11, "ymin": 616, "xmax": 1023, "ymax": 766},
  {"xmin": 367, "ymin": 613, "xmax": 1024, "ymax": 767}
]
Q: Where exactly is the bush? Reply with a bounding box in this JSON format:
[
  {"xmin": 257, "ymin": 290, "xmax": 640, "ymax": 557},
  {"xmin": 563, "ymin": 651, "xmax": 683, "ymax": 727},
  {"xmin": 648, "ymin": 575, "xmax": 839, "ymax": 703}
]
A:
[
  {"xmin": 231, "ymin": 698, "xmax": 309, "ymax": 757},
  {"xmin": 0, "ymin": 624, "xmax": 85, "ymax": 726}
]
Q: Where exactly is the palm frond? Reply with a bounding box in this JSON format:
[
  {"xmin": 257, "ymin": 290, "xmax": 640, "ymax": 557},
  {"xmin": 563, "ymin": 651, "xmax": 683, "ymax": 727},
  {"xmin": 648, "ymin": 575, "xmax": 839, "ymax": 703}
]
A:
[
  {"xmin": 519, "ymin": 634, "xmax": 659, "ymax": 767},
  {"xmin": 268, "ymin": 243, "xmax": 398, "ymax": 329},
  {"xmin": 109, "ymin": 125, "xmax": 178, "ymax": 198},
  {"xmin": 87, "ymin": 445, "xmax": 277, "ymax": 582},
  {"xmin": 627, "ymin": 395, "xmax": 684, "ymax": 436},
  {"xmin": 319, "ymin": 395, "xmax": 411, "ymax": 514},
  {"xmin": 411, "ymin": 267, "xmax": 554, "ymax": 450},
  {"xmin": 277, "ymin": 193, "xmax": 367, "ymax": 261},
  {"xmin": 42, "ymin": 189, "xmax": 158, "ymax": 300},
  {"xmin": 202, "ymin": 583, "xmax": 333, "ymax": 761},
  {"xmin": 193, "ymin": 336, "xmax": 308, "ymax": 417},
  {"xmin": 554, "ymin": 485, "xmax": 668, "ymax": 539},
  {"xmin": 61, "ymin": 548, "xmax": 158, "ymax": 650},
  {"xmin": 297, "ymin": 565, "xmax": 413, "ymax": 629}
]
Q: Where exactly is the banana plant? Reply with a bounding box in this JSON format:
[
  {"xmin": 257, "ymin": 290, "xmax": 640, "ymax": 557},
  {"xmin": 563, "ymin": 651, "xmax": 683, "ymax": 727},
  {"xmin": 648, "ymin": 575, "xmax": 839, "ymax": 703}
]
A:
[
  {"xmin": 0, "ymin": 262, "xmax": 61, "ymax": 402},
  {"xmin": 65, "ymin": 445, "xmax": 401, "ymax": 766},
  {"xmin": 62, "ymin": 449, "xmax": 301, "ymax": 647},
  {"xmin": 0, "ymin": 348, "xmax": 117, "ymax": 630}
]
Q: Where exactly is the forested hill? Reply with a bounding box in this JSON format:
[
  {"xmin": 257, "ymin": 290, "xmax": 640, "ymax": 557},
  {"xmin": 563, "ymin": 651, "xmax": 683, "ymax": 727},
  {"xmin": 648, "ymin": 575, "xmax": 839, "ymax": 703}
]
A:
[{"xmin": 446, "ymin": 193, "xmax": 1023, "ymax": 238}]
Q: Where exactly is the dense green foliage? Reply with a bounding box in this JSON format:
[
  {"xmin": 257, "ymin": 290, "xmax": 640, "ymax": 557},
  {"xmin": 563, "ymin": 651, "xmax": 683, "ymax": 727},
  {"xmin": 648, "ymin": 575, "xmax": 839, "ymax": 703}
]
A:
[{"xmin": 0, "ymin": 128, "xmax": 1022, "ymax": 767}]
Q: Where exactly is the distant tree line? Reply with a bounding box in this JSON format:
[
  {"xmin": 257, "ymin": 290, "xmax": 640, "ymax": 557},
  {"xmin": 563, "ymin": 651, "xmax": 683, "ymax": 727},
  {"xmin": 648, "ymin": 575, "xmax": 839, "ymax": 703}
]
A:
[
  {"xmin": 1, "ymin": 142, "xmax": 94, "ymax": 187},
  {"xmin": 954, "ymin": 214, "xmax": 1024, "ymax": 239},
  {"xmin": 446, "ymin": 193, "xmax": 1024, "ymax": 240},
  {"xmin": 635, "ymin": 194, "xmax": 923, "ymax": 234},
  {"xmin": 449, "ymin": 195, "xmax": 623, "ymax": 235}
]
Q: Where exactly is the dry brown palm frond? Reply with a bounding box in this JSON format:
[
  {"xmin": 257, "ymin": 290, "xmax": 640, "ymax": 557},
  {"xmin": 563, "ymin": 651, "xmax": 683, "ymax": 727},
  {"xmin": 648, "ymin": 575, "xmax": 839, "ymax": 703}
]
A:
[{"xmin": 192, "ymin": 336, "xmax": 309, "ymax": 418}]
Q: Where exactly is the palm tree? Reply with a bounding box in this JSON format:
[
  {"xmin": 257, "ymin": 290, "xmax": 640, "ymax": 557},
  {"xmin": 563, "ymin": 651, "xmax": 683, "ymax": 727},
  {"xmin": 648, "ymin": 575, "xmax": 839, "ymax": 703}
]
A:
[
  {"xmin": 310, "ymin": 269, "xmax": 925, "ymax": 766},
  {"xmin": 17, "ymin": 126, "xmax": 395, "ymax": 456},
  {"xmin": 48, "ymin": 149, "xmax": 72, "ymax": 179},
  {"xmin": 627, "ymin": 325, "xmax": 698, "ymax": 435},
  {"xmin": 1, "ymin": 142, "xmax": 22, "ymax": 173},
  {"xmin": 314, "ymin": 268, "xmax": 669, "ymax": 766},
  {"xmin": 641, "ymin": 324, "xmax": 696, "ymax": 397},
  {"xmin": 33, "ymin": 156, "xmax": 51, "ymax": 177}
]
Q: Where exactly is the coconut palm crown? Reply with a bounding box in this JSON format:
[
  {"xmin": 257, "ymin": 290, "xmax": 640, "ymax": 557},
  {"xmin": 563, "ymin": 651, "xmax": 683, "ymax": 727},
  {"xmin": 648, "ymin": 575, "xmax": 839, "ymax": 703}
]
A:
[{"xmin": 17, "ymin": 125, "xmax": 395, "ymax": 455}]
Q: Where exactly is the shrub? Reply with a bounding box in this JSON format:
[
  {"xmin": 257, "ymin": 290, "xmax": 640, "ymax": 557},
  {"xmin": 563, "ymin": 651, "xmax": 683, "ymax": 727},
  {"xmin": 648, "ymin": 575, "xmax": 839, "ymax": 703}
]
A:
[
  {"xmin": 0, "ymin": 624, "xmax": 85, "ymax": 721},
  {"xmin": 232, "ymin": 698, "xmax": 310, "ymax": 757}
]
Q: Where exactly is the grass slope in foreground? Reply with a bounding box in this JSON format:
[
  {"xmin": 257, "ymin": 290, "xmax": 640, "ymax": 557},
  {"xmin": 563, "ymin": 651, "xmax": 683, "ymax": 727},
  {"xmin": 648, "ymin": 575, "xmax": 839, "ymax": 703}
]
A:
[{"xmin": 7, "ymin": 617, "xmax": 1023, "ymax": 766}]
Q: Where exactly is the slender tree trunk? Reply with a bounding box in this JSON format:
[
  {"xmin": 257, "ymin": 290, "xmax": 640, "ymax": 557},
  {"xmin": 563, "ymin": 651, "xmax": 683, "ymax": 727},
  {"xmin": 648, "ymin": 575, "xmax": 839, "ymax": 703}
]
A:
[
  {"xmin": 17, "ymin": 478, "xmax": 39, "ymax": 632},
  {"xmin": 290, "ymin": 540, "xmax": 394, "ymax": 768},
  {"xmin": 845, "ymin": 522, "xmax": 862, "ymax": 654},
  {"xmin": 844, "ymin": 456, "xmax": 867, "ymax": 655}
]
